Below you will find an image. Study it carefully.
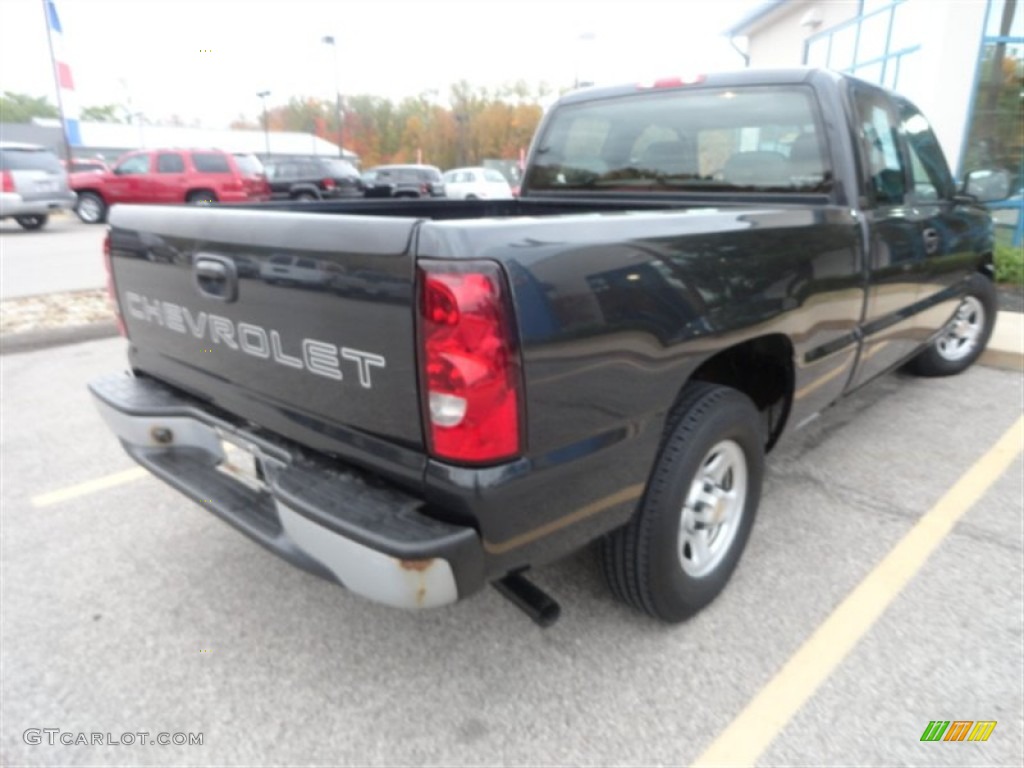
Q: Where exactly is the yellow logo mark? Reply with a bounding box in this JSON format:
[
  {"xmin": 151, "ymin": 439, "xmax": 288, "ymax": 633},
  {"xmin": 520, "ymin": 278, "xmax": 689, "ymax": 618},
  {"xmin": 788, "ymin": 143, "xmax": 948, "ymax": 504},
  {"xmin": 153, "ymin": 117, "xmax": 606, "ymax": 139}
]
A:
[{"xmin": 968, "ymin": 721, "xmax": 997, "ymax": 742}]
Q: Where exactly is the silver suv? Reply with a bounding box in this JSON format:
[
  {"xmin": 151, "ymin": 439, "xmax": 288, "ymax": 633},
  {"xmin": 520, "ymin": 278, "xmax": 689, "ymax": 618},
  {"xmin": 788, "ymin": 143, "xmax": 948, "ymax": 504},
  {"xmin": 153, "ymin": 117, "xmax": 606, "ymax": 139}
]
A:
[{"xmin": 0, "ymin": 142, "xmax": 76, "ymax": 231}]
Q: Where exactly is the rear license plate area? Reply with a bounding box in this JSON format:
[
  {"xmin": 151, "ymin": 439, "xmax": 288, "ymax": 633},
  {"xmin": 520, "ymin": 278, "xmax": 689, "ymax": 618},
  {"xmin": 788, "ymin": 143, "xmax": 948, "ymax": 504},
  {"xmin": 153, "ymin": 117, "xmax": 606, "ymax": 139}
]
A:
[{"xmin": 216, "ymin": 439, "xmax": 267, "ymax": 493}]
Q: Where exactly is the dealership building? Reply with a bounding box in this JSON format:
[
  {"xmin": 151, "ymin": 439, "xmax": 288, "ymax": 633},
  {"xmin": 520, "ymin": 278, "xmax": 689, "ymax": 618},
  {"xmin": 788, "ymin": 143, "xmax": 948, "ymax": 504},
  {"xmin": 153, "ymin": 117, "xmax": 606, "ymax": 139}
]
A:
[
  {"xmin": 0, "ymin": 118, "xmax": 353, "ymax": 164},
  {"xmin": 727, "ymin": 0, "xmax": 1022, "ymax": 239}
]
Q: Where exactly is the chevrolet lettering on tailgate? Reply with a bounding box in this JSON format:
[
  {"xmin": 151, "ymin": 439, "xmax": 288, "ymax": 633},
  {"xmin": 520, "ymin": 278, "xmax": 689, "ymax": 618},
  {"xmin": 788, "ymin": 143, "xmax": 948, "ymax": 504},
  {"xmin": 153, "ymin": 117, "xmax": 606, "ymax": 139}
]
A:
[{"xmin": 124, "ymin": 291, "xmax": 386, "ymax": 387}]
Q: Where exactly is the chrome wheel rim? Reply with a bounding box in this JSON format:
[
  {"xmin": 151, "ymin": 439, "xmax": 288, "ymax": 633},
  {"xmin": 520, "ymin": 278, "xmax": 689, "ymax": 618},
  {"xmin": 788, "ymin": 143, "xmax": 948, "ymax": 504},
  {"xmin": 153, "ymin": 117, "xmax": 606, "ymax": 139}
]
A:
[
  {"xmin": 678, "ymin": 439, "xmax": 748, "ymax": 578},
  {"xmin": 77, "ymin": 196, "xmax": 101, "ymax": 222},
  {"xmin": 935, "ymin": 296, "xmax": 984, "ymax": 362}
]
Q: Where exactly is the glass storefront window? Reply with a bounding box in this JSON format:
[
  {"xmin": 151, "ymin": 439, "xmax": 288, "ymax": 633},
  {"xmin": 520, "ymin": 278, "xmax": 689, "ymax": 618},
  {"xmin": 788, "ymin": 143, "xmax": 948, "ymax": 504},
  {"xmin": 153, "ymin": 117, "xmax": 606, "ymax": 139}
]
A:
[
  {"xmin": 962, "ymin": 40, "xmax": 1023, "ymax": 186},
  {"xmin": 986, "ymin": 0, "xmax": 1024, "ymax": 37}
]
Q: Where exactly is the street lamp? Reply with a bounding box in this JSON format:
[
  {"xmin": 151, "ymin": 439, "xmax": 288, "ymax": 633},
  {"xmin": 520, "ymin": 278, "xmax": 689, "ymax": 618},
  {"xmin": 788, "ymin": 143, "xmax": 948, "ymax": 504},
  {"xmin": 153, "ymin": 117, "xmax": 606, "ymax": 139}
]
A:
[
  {"xmin": 256, "ymin": 90, "xmax": 271, "ymax": 158},
  {"xmin": 574, "ymin": 32, "xmax": 596, "ymax": 89},
  {"xmin": 321, "ymin": 35, "xmax": 344, "ymax": 159}
]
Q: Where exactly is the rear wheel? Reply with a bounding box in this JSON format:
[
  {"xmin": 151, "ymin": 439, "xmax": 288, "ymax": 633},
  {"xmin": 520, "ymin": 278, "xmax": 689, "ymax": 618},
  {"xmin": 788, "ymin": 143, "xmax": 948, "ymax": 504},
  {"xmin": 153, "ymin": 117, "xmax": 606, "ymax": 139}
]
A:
[
  {"xmin": 601, "ymin": 382, "xmax": 765, "ymax": 622},
  {"xmin": 186, "ymin": 190, "xmax": 217, "ymax": 205},
  {"xmin": 906, "ymin": 275, "xmax": 996, "ymax": 377},
  {"xmin": 75, "ymin": 192, "xmax": 106, "ymax": 224},
  {"xmin": 294, "ymin": 191, "xmax": 318, "ymax": 202},
  {"xmin": 14, "ymin": 214, "xmax": 48, "ymax": 231}
]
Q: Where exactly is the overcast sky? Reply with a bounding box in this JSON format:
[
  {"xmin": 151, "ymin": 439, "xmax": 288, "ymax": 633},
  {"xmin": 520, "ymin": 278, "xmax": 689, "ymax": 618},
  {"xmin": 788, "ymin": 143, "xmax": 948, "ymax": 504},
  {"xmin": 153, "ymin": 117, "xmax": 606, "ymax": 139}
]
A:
[{"xmin": 1, "ymin": 0, "xmax": 760, "ymax": 127}]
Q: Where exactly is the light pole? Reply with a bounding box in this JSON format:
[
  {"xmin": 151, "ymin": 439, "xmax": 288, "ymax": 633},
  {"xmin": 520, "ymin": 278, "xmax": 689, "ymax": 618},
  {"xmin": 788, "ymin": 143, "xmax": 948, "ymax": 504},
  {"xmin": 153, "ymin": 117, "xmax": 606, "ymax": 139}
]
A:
[
  {"xmin": 256, "ymin": 90, "xmax": 271, "ymax": 158},
  {"xmin": 574, "ymin": 31, "xmax": 596, "ymax": 89},
  {"xmin": 321, "ymin": 35, "xmax": 344, "ymax": 159}
]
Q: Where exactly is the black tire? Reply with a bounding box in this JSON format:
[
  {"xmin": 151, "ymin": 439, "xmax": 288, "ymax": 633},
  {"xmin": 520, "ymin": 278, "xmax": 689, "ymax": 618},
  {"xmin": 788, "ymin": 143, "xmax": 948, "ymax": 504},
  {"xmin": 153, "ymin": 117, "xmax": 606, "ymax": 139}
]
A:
[
  {"xmin": 14, "ymin": 214, "xmax": 48, "ymax": 230},
  {"xmin": 75, "ymin": 192, "xmax": 107, "ymax": 224},
  {"xmin": 906, "ymin": 274, "xmax": 996, "ymax": 377},
  {"xmin": 186, "ymin": 190, "xmax": 217, "ymax": 204},
  {"xmin": 601, "ymin": 382, "xmax": 765, "ymax": 623},
  {"xmin": 294, "ymin": 191, "xmax": 318, "ymax": 202}
]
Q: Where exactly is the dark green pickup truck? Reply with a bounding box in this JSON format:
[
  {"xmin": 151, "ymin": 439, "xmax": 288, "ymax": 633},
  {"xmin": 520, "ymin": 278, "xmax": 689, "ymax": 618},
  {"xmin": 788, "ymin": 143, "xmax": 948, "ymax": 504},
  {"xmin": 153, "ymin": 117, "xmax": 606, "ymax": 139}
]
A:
[{"xmin": 90, "ymin": 69, "xmax": 1006, "ymax": 626}]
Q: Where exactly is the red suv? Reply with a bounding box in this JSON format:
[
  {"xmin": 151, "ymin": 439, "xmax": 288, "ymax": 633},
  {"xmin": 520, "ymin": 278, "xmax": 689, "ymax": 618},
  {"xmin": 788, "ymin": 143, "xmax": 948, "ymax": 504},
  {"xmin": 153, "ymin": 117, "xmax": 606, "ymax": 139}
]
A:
[{"xmin": 72, "ymin": 148, "xmax": 270, "ymax": 224}]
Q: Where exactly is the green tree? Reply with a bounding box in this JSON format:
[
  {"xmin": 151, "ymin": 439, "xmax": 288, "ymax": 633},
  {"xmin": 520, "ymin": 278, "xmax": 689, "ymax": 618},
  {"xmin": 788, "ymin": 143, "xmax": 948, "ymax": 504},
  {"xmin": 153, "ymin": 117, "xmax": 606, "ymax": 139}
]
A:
[
  {"xmin": 0, "ymin": 91, "xmax": 58, "ymax": 122},
  {"xmin": 80, "ymin": 104, "xmax": 125, "ymax": 123}
]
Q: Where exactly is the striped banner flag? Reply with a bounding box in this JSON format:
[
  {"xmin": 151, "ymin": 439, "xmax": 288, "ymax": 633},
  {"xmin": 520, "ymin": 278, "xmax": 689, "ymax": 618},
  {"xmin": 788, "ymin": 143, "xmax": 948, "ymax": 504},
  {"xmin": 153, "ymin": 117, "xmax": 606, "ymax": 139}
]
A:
[{"xmin": 44, "ymin": 0, "xmax": 81, "ymax": 146}]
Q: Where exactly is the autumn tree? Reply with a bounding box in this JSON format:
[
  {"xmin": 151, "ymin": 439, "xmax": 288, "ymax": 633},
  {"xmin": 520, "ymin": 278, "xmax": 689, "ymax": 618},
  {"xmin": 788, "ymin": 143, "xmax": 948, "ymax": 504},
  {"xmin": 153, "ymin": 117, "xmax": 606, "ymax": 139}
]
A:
[{"xmin": 241, "ymin": 82, "xmax": 547, "ymax": 169}]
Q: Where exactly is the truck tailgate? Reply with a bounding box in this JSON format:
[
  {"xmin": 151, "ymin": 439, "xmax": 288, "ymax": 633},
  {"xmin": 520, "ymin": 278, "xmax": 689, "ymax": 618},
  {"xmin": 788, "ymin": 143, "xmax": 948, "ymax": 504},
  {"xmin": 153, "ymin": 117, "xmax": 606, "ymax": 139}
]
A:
[{"xmin": 108, "ymin": 205, "xmax": 424, "ymax": 455}]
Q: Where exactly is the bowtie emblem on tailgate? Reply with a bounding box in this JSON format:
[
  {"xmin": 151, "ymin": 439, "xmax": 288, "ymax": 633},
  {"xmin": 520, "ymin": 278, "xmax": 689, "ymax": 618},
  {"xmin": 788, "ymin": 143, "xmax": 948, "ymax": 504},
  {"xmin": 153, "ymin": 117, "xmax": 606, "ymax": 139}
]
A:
[{"xmin": 194, "ymin": 253, "xmax": 238, "ymax": 302}]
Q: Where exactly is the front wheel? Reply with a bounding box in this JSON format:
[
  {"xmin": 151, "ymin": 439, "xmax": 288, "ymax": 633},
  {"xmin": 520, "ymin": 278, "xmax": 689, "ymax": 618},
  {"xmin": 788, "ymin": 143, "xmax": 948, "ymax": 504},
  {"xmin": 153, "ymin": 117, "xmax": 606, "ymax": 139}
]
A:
[
  {"xmin": 601, "ymin": 382, "xmax": 765, "ymax": 622},
  {"xmin": 14, "ymin": 214, "xmax": 48, "ymax": 230},
  {"xmin": 75, "ymin": 192, "xmax": 107, "ymax": 224},
  {"xmin": 906, "ymin": 275, "xmax": 996, "ymax": 377}
]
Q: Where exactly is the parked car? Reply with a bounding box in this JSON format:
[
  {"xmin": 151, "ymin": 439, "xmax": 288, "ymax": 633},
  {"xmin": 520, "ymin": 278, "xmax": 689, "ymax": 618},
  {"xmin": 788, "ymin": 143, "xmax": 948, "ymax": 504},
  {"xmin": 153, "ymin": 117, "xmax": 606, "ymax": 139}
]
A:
[
  {"xmin": 362, "ymin": 164, "xmax": 445, "ymax": 198},
  {"xmin": 259, "ymin": 253, "xmax": 334, "ymax": 288},
  {"xmin": 263, "ymin": 157, "xmax": 363, "ymax": 200},
  {"xmin": 442, "ymin": 166, "xmax": 514, "ymax": 200},
  {"xmin": 72, "ymin": 148, "xmax": 270, "ymax": 224},
  {"xmin": 0, "ymin": 142, "xmax": 77, "ymax": 230},
  {"xmin": 91, "ymin": 69, "xmax": 1005, "ymax": 626}
]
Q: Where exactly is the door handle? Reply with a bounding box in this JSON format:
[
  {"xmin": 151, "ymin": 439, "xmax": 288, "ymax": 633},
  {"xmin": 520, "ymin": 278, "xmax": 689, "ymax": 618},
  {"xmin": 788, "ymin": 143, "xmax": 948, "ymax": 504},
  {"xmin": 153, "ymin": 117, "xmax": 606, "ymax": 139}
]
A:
[
  {"xmin": 922, "ymin": 228, "xmax": 940, "ymax": 255},
  {"xmin": 193, "ymin": 254, "xmax": 238, "ymax": 302}
]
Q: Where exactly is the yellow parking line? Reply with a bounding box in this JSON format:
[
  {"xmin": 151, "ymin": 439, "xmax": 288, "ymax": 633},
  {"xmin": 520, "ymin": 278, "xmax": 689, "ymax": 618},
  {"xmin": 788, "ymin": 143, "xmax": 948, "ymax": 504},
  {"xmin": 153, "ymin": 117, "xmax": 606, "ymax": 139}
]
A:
[
  {"xmin": 693, "ymin": 415, "xmax": 1024, "ymax": 768},
  {"xmin": 31, "ymin": 467, "xmax": 149, "ymax": 508}
]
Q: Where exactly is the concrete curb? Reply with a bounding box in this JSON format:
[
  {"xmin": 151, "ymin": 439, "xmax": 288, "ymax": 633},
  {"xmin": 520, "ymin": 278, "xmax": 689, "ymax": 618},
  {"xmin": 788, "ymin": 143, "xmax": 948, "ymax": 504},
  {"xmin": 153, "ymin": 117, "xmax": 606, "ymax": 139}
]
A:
[
  {"xmin": 981, "ymin": 311, "xmax": 1024, "ymax": 372},
  {"xmin": 0, "ymin": 321, "xmax": 119, "ymax": 356}
]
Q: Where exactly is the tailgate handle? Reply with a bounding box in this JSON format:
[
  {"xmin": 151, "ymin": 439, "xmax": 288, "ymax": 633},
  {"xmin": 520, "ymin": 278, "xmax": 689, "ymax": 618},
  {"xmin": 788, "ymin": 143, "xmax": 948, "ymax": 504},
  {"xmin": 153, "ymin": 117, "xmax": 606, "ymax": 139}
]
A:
[{"xmin": 193, "ymin": 254, "xmax": 238, "ymax": 302}]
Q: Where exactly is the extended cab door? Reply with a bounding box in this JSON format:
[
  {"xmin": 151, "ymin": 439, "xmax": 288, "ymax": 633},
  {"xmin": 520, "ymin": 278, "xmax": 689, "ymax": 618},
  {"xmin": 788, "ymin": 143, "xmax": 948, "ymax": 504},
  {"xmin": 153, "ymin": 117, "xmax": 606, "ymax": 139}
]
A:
[
  {"xmin": 894, "ymin": 98, "xmax": 984, "ymax": 336},
  {"xmin": 845, "ymin": 84, "xmax": 934, "ymax": 390}
]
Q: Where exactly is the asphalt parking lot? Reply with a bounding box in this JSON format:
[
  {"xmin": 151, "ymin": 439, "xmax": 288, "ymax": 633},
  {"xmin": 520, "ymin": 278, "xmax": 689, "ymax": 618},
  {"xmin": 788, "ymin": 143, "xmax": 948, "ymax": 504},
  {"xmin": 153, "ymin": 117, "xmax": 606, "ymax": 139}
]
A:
[
  {"xmin": 0, "ymin": 215, "xmax": 107, "ymax": 299},
  {"xmin": 1, "ymin": 335, "xmax": 1021, "ymax": 766}
]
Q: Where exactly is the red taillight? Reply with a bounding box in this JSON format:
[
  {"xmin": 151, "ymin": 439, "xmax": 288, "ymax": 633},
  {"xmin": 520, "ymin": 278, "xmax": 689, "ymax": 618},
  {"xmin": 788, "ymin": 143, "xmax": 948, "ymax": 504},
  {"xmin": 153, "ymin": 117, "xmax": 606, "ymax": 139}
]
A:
[
  {"xmin": 322, "ymin": 177, "xmax": 336, "ymax": 190},
  {"xmin": 417, "ymin": 261, "xmax": 523, "ymax": 464},
  {"xmin": 1, "ymin": 171, "xmax": 14, "ymax": 193},
  {"xmin": 103, "ymin": 231, "xmax": 126, "ymax": 337}
]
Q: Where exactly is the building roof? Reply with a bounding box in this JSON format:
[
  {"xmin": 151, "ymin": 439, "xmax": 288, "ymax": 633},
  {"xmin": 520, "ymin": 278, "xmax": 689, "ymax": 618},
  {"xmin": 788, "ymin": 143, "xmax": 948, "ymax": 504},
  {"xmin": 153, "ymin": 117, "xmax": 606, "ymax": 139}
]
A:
[
  {"xmin": 0, "ymin": 119, "xmax": 354, "ymax": 161},
  {"xmin": 723, "ymin": 0, "xmax": 791, "ymax": 36}
]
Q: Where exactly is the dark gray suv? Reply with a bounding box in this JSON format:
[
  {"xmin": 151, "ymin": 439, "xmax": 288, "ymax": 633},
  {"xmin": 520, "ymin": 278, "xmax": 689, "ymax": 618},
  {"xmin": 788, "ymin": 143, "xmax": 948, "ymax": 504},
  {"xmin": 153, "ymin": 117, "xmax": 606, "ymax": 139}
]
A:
[
  {"xmin": 362, "ymin": 164, "xmax": 446, "ymax": 198},
  {"xmin": 0, "ymin": 142, "xmax": 76, "ymax": 230}
]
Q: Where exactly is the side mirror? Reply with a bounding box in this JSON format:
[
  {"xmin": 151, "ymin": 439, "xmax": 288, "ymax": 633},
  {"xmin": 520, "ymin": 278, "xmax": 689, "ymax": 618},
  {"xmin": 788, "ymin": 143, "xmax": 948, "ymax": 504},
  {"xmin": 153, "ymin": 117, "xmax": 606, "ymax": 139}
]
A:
[{"xmin": 962, "ymin": 168, "xmax": 1012, "ymax": 203}]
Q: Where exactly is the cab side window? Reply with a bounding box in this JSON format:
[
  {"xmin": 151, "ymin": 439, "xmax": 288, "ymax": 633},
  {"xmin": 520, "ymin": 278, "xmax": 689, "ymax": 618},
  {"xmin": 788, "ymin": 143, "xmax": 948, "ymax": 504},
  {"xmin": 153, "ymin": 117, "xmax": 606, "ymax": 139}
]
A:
[
  {"xmin": 898, "ymin": 101, "xmax": 954, "ymax": 202},
  {"xmin": 853, "ymin": 88, "xmax": 906, "ymax": 206}
]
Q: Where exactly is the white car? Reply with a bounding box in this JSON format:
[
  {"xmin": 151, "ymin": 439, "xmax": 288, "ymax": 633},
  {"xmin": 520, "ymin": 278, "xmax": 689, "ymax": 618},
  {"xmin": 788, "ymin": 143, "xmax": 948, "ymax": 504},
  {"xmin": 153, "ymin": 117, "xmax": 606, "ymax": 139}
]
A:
[{"xmin": 441, "ymin": 167, "xmax": 514, "ymax": 200}]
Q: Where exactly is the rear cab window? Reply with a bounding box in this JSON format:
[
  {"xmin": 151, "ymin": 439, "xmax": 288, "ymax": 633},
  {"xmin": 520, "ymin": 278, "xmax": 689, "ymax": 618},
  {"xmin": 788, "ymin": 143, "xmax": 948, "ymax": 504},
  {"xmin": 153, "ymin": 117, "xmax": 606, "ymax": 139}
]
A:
[
  {"xmin": 190, "ymin": 152, "xmax": 231, "ymax": 173},
  {"xmin": 526, "ymin": 85, "xmax": 832, "ymax": 195}
]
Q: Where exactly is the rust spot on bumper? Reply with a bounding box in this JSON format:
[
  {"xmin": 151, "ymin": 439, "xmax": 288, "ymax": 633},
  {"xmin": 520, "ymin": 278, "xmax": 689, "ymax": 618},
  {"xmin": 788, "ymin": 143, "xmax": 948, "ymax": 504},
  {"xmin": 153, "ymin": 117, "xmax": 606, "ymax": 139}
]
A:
[{"xmin": 399, "ymin": 558, "xmax": 434, "ymax": 572}]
